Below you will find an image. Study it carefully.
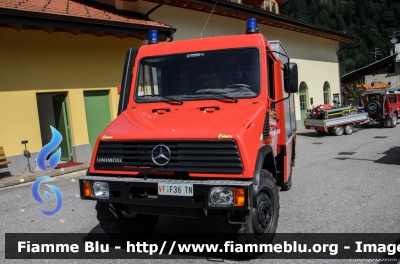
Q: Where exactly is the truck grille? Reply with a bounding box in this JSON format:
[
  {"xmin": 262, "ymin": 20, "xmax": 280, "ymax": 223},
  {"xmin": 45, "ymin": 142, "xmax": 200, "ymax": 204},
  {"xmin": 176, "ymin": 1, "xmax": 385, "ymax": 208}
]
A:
[{"xmin": 94, "ymin": 140, "xmax": 243, "ymax": 174}]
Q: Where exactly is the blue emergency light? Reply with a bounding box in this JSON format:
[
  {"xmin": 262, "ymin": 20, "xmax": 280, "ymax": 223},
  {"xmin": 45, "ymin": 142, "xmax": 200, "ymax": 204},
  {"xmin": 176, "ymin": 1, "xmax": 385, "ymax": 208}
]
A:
[
  {"xmin": 148, "ymin": 30, "xmax": 159, "ymax": 44},
  {"xmin": 246, "ymin": 18, "xmax": 258, "ymax": 34},
  {"xmin": 388, "ymin": 82, "xmax": 392, "ymax": 85}
]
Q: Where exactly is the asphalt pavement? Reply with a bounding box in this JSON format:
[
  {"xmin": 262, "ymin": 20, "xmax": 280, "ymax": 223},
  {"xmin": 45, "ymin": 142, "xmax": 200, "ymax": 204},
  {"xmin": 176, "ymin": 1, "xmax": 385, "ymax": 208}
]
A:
[{"xmin": 1, "ymin": 124, "xmax": 399, "ymax": 263}]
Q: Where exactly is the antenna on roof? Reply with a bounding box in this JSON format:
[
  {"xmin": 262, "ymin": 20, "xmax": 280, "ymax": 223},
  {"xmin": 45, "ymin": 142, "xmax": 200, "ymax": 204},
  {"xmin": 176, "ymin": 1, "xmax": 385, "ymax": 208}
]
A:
[{"xmin": 199, "ymin": 2, "xmax": 217, "ymax": 38}]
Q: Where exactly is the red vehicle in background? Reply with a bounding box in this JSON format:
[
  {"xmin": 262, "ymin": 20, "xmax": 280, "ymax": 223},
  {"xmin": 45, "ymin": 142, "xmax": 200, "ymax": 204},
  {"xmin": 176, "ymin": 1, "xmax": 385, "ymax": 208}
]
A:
[
  {"xmin": 359, "ymin": 83, "xmax": 400, "ymax": 128},
  {"xmin": 79, "ymin": 19, "xmax": 298, "ymax": 253}
]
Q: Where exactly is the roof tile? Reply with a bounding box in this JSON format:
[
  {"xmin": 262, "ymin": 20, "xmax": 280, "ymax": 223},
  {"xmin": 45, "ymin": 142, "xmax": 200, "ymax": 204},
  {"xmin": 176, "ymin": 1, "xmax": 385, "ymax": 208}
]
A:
[{"xmin": 0, "ymin": 0, "xmax": 170, "ymax": 28}]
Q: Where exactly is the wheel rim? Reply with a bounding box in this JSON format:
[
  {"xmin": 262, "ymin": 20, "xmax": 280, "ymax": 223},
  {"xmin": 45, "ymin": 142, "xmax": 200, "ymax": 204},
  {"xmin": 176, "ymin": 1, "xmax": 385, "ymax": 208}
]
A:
[
  {"xmin": 258, "ymin": 201, "xmax": 271, "ymax": 228},
  {"xmin": 255, "ymin": 193, "xmax": 273, "ymax": 234},
  {"xmin": 393, "ymin": 116, "xmax": 397, "ymax": 126},
  {"xmin": 345, "ymin": 125, "xmax": 353, "ymax": 134},
  {"xmin": 336, "ymin": 127, "xmax": 344, "ymax": 135}
]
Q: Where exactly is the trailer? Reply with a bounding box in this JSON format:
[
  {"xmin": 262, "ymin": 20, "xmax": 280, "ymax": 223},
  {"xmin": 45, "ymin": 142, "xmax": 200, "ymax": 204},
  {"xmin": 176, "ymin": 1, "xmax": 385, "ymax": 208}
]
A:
[{"xmin": 304, "ymin": 112, "xmax": 369, "ymax": 136}]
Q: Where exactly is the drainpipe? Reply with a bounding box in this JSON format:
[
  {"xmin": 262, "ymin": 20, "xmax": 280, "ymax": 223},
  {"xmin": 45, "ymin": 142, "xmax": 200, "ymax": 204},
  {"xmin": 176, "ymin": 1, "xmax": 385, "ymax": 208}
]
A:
[
  {"xmin": 145, "ymin": 0, "xmax": 173, "ymax": 41},
  {"xmin": 145, "ymin": 0, "xmax": 170, "ymax": 20}
]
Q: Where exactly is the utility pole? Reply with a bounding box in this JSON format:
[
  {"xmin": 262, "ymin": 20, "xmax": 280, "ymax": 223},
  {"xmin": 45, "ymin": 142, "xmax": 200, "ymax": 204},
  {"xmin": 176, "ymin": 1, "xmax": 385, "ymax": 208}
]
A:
[
  {"xmin": 389, "ymin": 31, "xmax": 400, "ymax": 44},
  {"xmin": 370, "ymin": 47, "xmax": 382, "ymax": 62},
  {"xmin": 389, "ymin": 31, "xmax": 400, "ymax": 87}
]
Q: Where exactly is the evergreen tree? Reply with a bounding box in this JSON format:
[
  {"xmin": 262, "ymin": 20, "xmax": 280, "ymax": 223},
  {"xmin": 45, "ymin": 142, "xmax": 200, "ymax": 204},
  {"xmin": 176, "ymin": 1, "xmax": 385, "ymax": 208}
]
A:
[{"xmin": 280, "ymin": 0, "xmax": 400, "ymax": 74}]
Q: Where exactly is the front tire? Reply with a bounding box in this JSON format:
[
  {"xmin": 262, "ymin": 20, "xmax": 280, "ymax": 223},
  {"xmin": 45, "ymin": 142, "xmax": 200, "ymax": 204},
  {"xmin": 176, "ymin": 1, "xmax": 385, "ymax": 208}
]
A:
[
  {"xmin": 224, "ymin": 170, "xmax": 279, "ymax": 258},
  {"xmin": 96, "ymin": 202, "xmax": 159, "ymax": 239}
]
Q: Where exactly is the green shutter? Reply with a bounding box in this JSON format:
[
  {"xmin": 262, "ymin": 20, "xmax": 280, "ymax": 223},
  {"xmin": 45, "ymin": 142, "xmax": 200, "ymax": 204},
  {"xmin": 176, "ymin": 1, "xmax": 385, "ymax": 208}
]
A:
[
  {"xmin": 84, "ymin": 91, "xmax": 111, "ymax": 151},
  {"xmin": 52, "ymin": 94, "xmax": 72, "ymax": 161},
  {"xmin": 299, "ymin": 82, "xmax": 308, "ymax": 125}
]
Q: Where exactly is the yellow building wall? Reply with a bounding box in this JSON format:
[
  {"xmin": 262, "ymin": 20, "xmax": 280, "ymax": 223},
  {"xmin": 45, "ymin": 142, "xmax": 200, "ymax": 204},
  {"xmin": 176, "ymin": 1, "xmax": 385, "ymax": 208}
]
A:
[
  {"xmin": 0, "ymin": 27, "xmax": 142, "ymax": 156},
  {"xmin": 0, "ymin": 91, "xmax": 42, "ymax": 156}
]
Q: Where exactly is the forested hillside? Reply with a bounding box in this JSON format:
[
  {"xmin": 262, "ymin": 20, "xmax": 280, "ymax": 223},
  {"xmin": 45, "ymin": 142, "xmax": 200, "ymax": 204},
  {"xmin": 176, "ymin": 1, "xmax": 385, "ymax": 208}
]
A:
[{"xmin": 280, "ymin": 0, "xmax": 400, "ymax": 75}]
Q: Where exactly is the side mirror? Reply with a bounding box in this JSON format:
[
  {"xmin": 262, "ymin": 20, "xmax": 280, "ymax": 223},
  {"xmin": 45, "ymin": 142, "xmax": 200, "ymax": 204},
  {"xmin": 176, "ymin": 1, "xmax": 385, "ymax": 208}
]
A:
[{"xmin": 284, "ymin": 63, "xmax": 298, "ymax": 93}]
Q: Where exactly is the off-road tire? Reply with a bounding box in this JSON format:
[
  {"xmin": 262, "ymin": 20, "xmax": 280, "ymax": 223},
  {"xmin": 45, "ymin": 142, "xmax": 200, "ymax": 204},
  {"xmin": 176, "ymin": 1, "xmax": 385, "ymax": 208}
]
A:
[
  {"xmin": 333, "ymin": 126, "xmax": 344, "ymax": 136},
  {"xmin": 390, "ymin": 113, "xmax": 397, "ymax": 128},
  {"xmin": 344, "ymin": 124, "xmax": 354, "ymax": 135},
  {"xmin": 224, "ymin": 169, "xmax": 279, "ymax": 258},
  {"xmin": 96, "ymin": 202, "xmax": 159, "ymax": 240}
]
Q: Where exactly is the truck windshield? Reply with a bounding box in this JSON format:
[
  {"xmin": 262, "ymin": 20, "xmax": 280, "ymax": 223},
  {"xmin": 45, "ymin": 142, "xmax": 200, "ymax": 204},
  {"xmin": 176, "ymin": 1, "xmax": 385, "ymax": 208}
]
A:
[
  {"xmin": 366, "ymin": 94, "xmax": 381, "ymax": 102},
  {"xmin": 134, "ymin": 48, "xmax": 260, "ymax": 103}
]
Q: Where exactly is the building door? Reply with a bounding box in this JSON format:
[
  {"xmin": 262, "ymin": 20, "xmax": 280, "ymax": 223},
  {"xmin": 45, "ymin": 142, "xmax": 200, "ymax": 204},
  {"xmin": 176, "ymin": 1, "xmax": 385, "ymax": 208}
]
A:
[
  {"xmin": 84, "ymin": 90, "xmax": 111, "ymax": 150},
  {"xmin": 323, "ymin": 81, "xmax": 331, "ymax": 104},
  {"xmin": 299, "ymin": 82, "xmax": 308, "ymax": 125},
  {"xmin": 52, "ymin": 94, "xmax": 73, "ymax": 161}
]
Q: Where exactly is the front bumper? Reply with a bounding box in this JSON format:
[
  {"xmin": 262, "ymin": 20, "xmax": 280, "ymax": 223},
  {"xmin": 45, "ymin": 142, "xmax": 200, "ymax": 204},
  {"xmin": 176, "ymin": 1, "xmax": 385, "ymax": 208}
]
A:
[{"xmin": 79, "ymin": 176, "xmax": 253, "ymax": 217}]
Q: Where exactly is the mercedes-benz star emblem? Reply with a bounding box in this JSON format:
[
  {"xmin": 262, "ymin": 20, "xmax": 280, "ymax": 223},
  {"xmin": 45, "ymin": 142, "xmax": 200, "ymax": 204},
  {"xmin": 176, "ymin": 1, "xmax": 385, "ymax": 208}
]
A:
[{"xmin": 151, "ymin": 144, "xmax": 171, "ymax": 166}]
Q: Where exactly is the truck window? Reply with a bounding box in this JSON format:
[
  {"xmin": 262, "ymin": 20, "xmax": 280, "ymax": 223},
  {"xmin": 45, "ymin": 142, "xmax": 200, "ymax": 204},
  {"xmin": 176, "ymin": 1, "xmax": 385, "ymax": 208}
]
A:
[
  {"xmin": 389, "ymin": 94, "xmax": 396, "ymax": 103},
  {"xmin": 135, "ymin": 48, "xmax": 260, "ymax": 102},
  {"xmin": 366, "ymin": 94, "xmax": 381, "ymax": 102},
  {"xmin": 137, "ymin": 65, "xmax": 161, "ymax": 96}
]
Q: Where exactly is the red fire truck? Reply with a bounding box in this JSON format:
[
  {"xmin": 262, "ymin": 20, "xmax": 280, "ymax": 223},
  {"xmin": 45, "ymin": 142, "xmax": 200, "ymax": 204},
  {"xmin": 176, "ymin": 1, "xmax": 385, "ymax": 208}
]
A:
[{"xmin": 80, "ymin": 19, "xmax": 298, "ymax": 248}]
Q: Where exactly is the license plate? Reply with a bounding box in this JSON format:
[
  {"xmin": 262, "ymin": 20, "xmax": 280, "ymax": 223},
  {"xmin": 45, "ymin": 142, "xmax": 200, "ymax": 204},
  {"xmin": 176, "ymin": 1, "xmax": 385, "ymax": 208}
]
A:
[{"xmin": 158, "ymin": 183, "xmax": 193, "ymax": 196}]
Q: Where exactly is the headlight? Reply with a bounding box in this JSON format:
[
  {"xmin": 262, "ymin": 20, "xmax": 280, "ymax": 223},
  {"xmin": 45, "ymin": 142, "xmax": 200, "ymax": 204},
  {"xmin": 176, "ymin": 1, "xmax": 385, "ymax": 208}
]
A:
[
  {"xmin": 209, "ymin": 187, "xmax": 233, "ymax": 206},
  {"xmin": 92, "ymin": 181, "xmax": 109, "ymax": 198}
]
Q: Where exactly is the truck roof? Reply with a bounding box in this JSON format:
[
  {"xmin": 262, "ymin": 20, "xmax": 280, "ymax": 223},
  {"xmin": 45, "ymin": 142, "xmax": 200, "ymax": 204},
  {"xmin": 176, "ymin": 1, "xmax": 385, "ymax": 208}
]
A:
[
  {"xmin": 360, "ymin": 86, "xmax": 400, "ymax": 95},
  {"xmin": 137, "ymin": 33, "xmax": 286, "ymax": 63}
]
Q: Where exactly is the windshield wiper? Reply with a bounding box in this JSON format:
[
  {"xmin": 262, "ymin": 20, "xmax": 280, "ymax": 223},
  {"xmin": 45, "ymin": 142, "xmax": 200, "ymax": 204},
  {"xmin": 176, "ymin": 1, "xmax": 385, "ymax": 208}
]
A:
[
  {"xmin": 185, "ymin": 92, "xmax": 238, "ymax": 103},
  {"xmin": 139, "ymin": 95, "xmax": 183, "ymax": 105}
]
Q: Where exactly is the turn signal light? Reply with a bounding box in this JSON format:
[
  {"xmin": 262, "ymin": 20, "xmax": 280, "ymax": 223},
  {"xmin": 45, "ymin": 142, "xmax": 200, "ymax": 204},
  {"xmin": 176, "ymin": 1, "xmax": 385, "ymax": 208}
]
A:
[
  {"xmin": 233, "ymin": 188, "xmax": 245, "ymax": 206},
  {"xmin": 83, "ymin": 181, "xmax": 92, "ymax": 198},
  {"xmin": 262, "ymin": 139, "xmax": 271, "ymax": 144}
]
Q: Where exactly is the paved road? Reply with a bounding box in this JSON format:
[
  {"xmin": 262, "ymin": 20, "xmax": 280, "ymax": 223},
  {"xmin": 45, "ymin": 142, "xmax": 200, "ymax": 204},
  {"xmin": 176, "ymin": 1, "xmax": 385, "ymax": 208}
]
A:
[{"xmin": 1, "ymin": 124, "xmax": 399, "ymax": 263}]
